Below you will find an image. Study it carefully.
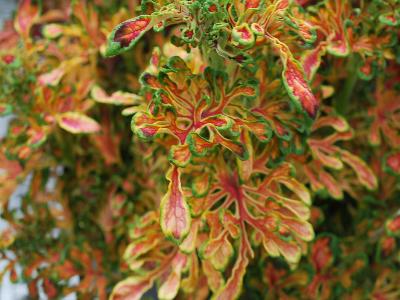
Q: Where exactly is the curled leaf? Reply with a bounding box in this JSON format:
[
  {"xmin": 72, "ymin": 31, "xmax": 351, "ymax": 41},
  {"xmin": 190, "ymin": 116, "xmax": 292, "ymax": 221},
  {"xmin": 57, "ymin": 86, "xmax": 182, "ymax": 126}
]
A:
[
  {"xmin": 169, "ymin": 144, "xmax": 191, "ymax": 167},
  {"xmin": 38, "ymin": 68, "xmax": 65, "ymax": 86},
  {"xmin": 272, "ymin": 38, "xmax": 319, "ymax": 118},
  {"xmin": 106, "ymin": 16, "xmax": 153, "ymax": 57},
  {"xmin": 232, "ymin": 23, "xmax": 255, "ymax": 47},
  {"xmin": 302, "ymin": 43, "xmax": 326, "ymax": 81},
  {"xmin": 282, "ymin": 55, "xmax": 319, "ymax": 118},
  {"xmin": 42, "ymin": 24, "xmax": 63, "ymax": 39}
]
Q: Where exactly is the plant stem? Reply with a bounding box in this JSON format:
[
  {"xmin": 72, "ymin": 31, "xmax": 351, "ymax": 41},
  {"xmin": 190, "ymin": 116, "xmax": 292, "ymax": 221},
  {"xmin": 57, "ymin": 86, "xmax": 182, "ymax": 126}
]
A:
[{"xmin": 335, "ymin": 55, "xmax": 361, "ymax": 115}]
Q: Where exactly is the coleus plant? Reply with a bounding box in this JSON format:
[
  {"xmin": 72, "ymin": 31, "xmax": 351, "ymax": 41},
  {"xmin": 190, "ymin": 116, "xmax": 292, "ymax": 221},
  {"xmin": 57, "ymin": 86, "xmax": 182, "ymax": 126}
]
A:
[{"xmin": 0, "ymin": 0, "xmax": 399, "ymax": 299}]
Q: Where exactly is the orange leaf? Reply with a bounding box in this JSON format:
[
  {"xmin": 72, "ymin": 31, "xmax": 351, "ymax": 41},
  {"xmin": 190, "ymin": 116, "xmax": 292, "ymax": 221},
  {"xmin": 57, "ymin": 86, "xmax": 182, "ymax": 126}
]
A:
[
  {"xmin": 212, "ymin": 245, "xmax": 249, "ymax": 300},
  {"xmin": 14, "ymin": 0, "xmax": 39, "ymax": 41},
  {"xmin": 110, "ymin": 276, "xmax": 153, "ymax": 300},
  {"xmin": 169, "ymin": 144, "xmax": 191, "ymax": 167},
  {"xmin": 340, "ymin": 150, "xmax": 378, "ymax": 190}
]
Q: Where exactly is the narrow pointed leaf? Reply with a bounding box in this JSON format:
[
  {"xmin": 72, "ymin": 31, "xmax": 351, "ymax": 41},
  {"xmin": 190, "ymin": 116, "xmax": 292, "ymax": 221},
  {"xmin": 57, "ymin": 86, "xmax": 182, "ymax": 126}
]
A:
[
  {"xmin": 282, "ymin": 55, "xmax": 319, "ymax": 118},
  {"xmin": 160, "ymin": 166, "xmax": 191, "ymax": 243},
  {"xmin": 57, "ymin": 112, "xmax": 101, "ymax": 134},
  {"xmin": 212, "ymin": 249, "xmax": 248, "ymax": 300},
  {"xmin": 158, "ymin": 272, "xmax": 181, "ymax": 300},
  {"xmin": 91, "ymin": 85, "xmax": 141, "ymax": 105},
  {"xmin": 340, "ymin": 150, "xmax": 378, "ymax": 190},
  {"xmin": 110, "ymin": 276, "xmax": 153, "ymax": 300}
]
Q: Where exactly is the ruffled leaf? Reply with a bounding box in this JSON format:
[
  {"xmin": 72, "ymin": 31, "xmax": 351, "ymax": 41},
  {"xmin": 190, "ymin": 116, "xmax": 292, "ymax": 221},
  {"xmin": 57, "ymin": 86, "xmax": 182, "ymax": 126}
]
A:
[
  {"xmin": 232, "ymin": 23, "xmax": 255, "ymax": 47},
  {"xmin": 131, "ymin": 112, "xmax": 164, "ymax": 140},
  {"xmin": 169, "ymin": 144, "xmax": 191, "ymax": 167},
  {"xmin": 191, "ymin": 173, "xmax": 210, "ymax": 198}
]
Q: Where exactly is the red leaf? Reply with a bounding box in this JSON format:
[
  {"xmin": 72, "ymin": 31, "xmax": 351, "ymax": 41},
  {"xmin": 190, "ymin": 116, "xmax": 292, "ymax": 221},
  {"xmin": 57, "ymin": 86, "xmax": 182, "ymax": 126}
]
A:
[
  {"xmin": 160, "ymin": 166, "xmax": 191, "ymax": 243},
  {"xmin": 115, "ymin": 17, "xmax": 151, "ymax": 47},
  {"xmin": 271, "ymin": 37, "xmax": 319, "ymax": 118},
  {"xmin": 283, "ymin": 56, "xmax": 319, "ymax": 118},
  {"xmin": 106, "ymin": 16, "xmax": 153, "ymax": 56},
  {"xmin": 232, "ymin": 23, "xmax": 255, "ymax": 47},
  {"xmin": 245, "ymin": 0, "xmax": 260, "ymax": 9},
  {"xmin": 311, "ymin": 237, "xmax": 334, "ymax": 272},
  {"xmin": 386, "ymin": 216, "xmax": 400, "ymax": 236},
  {"xmin": 302, "ymin": 43, "xmax": 326, "ymax": 80},
  {"xmin": 386, "ymin": 152, "xmax": 400, "ymax": 174}
]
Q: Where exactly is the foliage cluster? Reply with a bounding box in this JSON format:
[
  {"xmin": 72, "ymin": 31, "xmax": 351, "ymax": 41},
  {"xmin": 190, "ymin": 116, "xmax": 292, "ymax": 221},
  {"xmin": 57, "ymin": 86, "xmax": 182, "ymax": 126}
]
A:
[{"xmin": 0, "ymin": 0, "xmax": 400, "ymax": 299}]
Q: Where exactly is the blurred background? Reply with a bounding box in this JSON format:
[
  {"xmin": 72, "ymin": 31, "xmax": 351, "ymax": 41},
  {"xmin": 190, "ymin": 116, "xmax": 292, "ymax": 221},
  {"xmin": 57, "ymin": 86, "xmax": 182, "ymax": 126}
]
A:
[{"xmin": 1, "ymin": 1, "xmax": 30, "ymax": 299}]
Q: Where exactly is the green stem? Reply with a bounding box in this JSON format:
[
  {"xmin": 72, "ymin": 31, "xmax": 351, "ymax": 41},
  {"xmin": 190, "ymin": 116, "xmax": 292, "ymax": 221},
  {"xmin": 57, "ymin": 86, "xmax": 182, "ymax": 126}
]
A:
[{"xmin": 335, "ymin": 55, "xmax": 361, "ymax": 115}]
